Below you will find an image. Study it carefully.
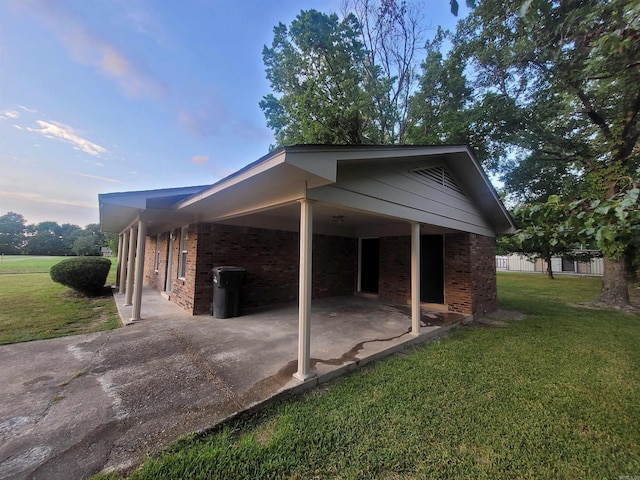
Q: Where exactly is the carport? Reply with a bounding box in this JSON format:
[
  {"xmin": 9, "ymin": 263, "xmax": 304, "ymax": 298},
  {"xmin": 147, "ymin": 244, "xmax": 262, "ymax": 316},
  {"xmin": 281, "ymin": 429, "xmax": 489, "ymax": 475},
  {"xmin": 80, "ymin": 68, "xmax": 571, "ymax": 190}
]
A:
[{"xmin": 100, "ymin": 144, "xmax": 515, "ymax": 383}]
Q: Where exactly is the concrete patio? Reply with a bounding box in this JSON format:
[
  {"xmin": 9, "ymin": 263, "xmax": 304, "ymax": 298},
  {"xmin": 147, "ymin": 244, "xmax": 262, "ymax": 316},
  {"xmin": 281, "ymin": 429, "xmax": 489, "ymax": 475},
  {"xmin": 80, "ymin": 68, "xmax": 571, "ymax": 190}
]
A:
[{"xmin": 0, "ymin": 288, "xmax": 465, "ymax": 479}]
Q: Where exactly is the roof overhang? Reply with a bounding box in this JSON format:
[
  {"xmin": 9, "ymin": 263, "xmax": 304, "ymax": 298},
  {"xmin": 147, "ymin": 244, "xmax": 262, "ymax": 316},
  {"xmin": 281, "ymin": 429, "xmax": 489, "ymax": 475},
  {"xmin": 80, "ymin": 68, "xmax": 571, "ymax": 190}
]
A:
[{"xmin": 98, "ymin": 145, "xmax": 515, "ymax": 236}]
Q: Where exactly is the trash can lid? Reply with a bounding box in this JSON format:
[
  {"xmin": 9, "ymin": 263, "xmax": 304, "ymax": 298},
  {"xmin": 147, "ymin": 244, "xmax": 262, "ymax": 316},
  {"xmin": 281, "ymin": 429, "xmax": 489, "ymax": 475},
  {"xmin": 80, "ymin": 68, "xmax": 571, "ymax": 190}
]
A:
[{"xmin": 212, "ymin": 266, "xmax": 246, "ymax": 272}]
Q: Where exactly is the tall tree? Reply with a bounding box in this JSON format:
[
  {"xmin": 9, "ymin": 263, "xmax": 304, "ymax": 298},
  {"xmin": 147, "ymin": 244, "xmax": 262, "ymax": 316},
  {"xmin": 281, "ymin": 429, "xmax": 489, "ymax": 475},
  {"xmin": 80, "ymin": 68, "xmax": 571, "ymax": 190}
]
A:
[
  {"xmin": 406, "ymin": 29, "xmax": 473, "ymax": 146},
  {"xmin": 343, "ymin": 0, "xmax": 424, "ymax": 143},
  {"xmin": 453, "ymin": 0, "xmax": 640, "ymax": 306},
  {"xmin": 0, "ymin": 212, "xmax": 28, "ymax": 254},
  {"xmin": 260, "ymin": 10, "xmax": 371, "ymax": 145}
]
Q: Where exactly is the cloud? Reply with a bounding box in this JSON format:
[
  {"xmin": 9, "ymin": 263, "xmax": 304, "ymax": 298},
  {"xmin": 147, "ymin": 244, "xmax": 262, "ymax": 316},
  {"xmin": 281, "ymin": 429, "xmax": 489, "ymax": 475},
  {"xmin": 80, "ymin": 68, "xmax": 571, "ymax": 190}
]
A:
[
  {"xmin": 19, "ymin": 105, "xmax": 37, "ymax": 113},
  {"xmin": 190, "ymin": 155, "xmax": 209, "ymax": 165},
  {"xmin": 0, "ymin": 191, "xmax": 96, "ymax": 209},
  {"xmin": 16, "ymin": 1, "xmax": 165, "ymax": 99},
  {"xmin": 26, "ymin": 120, "xmax": 106, "ymax": 157},
  {"xmin": 13, "ymin": 125, "xmax": 23, "ymax": 130},
  {"xmin": 0, "ymin": 110, "xmax": 20, "ymax": 120},
  {"xmin": 72, "ymin": 172, "xmax": 121, "ymax": 183}
]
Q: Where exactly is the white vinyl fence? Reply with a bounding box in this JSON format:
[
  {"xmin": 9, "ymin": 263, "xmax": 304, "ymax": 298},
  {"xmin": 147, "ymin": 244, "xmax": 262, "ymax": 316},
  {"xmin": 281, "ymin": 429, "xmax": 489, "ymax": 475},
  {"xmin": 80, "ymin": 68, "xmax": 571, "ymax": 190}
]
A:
[{"xmin": 496, "ymin": 254, "xmax": 603, "ymax": 276}]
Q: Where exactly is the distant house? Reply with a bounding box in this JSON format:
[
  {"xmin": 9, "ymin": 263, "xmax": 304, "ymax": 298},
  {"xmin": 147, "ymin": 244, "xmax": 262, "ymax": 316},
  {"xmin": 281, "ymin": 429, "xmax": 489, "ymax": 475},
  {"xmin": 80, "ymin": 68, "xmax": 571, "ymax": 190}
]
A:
[
  {"xmin": 100, "ymin": 246, "xmax": 113, "ymax": 257},
  {"xmin": 99, "ymin": 145, "xmax": 515, "ymax": 379}
]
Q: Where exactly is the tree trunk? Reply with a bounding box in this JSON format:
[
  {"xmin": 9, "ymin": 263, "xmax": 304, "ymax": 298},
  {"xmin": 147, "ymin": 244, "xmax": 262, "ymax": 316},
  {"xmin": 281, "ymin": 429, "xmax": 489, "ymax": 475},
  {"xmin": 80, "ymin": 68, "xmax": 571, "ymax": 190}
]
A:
[
  {"xmin": 599, "ymin": 255, "xmax": 630, "ymax": 307},
  {"xmin": 545, "ymin": 255, "xmax": 555, "ymax": 279}
]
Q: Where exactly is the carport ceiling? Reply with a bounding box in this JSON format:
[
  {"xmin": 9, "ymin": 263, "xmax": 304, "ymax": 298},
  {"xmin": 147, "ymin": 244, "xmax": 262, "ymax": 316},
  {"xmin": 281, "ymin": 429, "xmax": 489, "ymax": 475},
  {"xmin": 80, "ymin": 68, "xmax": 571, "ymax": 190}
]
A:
[{"xmin": 217, "ymin": 201, "xmax": 458, "ymax": 238}]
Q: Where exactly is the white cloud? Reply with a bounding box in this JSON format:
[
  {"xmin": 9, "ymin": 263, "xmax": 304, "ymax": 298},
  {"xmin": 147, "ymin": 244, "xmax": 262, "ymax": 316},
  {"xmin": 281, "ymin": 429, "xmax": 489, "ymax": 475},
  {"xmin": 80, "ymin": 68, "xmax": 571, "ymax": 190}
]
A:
[
  {"xmin": 19, "ymin": 105, "xmax": 37, "ymax": 113},
  {"xmin": 72, "ymin": 172, "xmax": 121, "ymax": 183},
  {"xmin": 190, "ymin": 155, "xmax": 209, "ymax": 165},
  {"xmin": 0, "ymin": 110, "xmax": 20, "ymax": 120},
  {"xmin": 26, "ymin": 120, "xmax": 106, "ymax": 157},
  {"xmin": 13, "ymin": 125, "xmax": 23, "ymax": 130},
  {"xmin": 0, "ymin": 191, "xmax": 96, "ymax": 209}
]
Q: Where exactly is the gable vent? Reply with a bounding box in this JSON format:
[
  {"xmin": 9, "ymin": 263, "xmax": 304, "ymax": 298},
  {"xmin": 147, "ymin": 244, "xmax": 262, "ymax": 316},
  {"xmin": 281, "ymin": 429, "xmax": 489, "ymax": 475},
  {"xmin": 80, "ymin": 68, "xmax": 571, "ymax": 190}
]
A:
[{"xmin": 411, "ymin": 166, "xmax": 464, "ymax": 195}]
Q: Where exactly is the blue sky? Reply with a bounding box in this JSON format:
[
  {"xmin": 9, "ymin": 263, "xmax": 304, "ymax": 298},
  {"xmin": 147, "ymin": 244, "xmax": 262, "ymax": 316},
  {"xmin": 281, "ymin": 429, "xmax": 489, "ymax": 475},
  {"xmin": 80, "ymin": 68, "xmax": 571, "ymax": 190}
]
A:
[{"xmin": 0, "ymin": 0, "xmax": 466, "ymax": 227}]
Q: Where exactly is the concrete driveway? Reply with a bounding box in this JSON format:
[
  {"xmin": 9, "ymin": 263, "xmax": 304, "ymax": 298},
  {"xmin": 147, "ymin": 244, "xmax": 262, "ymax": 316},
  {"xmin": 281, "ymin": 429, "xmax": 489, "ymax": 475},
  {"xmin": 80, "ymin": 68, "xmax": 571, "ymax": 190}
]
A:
[{"xmin": 0, "ymin": 290, "xmax": 463, "ymax": 479}]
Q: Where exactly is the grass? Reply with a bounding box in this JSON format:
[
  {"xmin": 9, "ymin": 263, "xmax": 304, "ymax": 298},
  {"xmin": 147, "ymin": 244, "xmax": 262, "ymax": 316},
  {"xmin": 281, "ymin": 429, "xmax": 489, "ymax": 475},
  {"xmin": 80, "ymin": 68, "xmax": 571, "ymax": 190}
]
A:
[
  {"xmin": 100, "ymin": 273, "xmax": 639, "ymax": 480},
  {"xmin": 0, "ymin": 255, "xmax": 68, "ymax": 274},
  {"xmin": 0, "ymin": 256, "xmax": 120, "ymax": 344}
]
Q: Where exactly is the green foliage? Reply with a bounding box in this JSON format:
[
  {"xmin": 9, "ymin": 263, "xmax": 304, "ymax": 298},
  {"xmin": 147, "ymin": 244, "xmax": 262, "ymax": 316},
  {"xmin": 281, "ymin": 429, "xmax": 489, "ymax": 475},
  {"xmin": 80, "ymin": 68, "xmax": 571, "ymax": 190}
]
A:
[
  {"xmin": 261, "ymin": 10, "xmax": 371, "ymax": 146},
  {"xmin": 50, "ymin": 257, "xmax": 112, "ymax": 296},
  {"xmin": 406, "ymin": 29, "xmax": 473, "ymax": 146},
  {"xmin": 568, "ymin": 182, "xmax": 640, "ymax": 260},
  {"xmin": 501, "ymin": 196, "xmax": 578, "ymax": 277},
  {"xmin": 0, "ymin": 212, "xmax": 28, "ymax": 254},
  {"xmin": 72, "ymin": 235, "xmax": 101, "ymax": 256},
  {"xmin": 0, "ymin": 212, "xmax": 108, "ymax": 256},
  {"xmin": 454, "ymin": 0, "xmax": 640, "ymax": 198}
]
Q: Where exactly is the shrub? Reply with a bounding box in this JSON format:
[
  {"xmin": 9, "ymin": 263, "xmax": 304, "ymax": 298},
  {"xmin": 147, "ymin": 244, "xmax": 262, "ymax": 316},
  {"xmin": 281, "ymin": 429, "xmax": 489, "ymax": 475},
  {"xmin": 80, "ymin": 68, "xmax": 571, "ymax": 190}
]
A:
[{"xmin": 50, "ymin": 257, "xmax": 112, "ymax": 296}]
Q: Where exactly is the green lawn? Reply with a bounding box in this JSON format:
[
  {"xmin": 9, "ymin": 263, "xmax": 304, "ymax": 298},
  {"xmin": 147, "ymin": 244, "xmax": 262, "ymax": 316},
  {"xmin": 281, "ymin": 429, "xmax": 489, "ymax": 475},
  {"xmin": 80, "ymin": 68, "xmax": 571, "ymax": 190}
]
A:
[
  {"xmin": 99, "ymin": 273, "xmax": 639, "ymax": 480},
  {"xmin": 0, "ymin": 256, "xmax": 120, "ymax": 344}
]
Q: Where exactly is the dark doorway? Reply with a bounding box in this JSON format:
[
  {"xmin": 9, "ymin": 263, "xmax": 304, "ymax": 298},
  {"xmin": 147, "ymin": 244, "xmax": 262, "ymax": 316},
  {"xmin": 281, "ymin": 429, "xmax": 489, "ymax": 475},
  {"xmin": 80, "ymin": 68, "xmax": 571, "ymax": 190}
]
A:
[
  {"xmin": 562, "ymin": 255, "xmax": 575, "ymax": 272},
  {"xmin": 360, "ymin": 238, "xmax": 379, "ymax": 293},
  {"xmin": 421, "ymin": 235, "xmax": 444, "ymax": 303}
]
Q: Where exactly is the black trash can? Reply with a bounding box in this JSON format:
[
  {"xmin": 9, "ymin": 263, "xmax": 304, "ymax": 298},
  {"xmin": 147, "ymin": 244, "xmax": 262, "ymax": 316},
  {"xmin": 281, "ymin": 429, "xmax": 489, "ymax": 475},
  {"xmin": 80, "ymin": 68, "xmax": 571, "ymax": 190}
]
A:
[{"xmin": 212, "ymin": 266, "xmax": 246, "ymax": 318}]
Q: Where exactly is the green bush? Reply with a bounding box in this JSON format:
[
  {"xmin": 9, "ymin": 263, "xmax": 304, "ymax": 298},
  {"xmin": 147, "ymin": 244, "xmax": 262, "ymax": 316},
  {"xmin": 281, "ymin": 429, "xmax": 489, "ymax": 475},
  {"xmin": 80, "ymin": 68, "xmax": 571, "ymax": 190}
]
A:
[{"xmin": 50, "ymin": 257, "xmax": 112, "ymax": 296}]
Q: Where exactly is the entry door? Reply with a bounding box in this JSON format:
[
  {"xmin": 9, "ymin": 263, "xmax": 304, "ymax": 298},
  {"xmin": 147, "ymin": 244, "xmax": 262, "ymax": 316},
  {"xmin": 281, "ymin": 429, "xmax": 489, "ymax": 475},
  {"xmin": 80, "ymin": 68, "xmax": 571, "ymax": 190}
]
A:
[
  {"xmin": 165, "ymin": 231, "xmax": 174, "ymax": 293},
  {"xmin": 420, "ymin": 235, "xmax": 444, "ymax": 303},
  {"xmin": 360, "ymin": 238, "xmax": 380, "ymax": 294}
]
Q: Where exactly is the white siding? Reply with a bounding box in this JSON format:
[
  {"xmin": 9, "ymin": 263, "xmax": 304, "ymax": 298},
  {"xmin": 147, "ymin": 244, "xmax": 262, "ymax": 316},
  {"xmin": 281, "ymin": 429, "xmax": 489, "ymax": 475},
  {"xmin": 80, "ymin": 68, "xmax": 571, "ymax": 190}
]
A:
[{"xmin": 308, "ymin": 161, "xmax": 496, "ymax": 237}]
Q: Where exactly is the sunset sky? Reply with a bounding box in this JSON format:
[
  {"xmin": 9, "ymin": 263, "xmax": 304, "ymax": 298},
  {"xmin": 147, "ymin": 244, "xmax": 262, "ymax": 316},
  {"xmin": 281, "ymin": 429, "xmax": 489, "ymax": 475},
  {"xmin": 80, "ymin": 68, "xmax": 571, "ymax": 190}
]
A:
[{"xmin": 0, "ymin": 0, "xmax": 466, "ymax": 227}]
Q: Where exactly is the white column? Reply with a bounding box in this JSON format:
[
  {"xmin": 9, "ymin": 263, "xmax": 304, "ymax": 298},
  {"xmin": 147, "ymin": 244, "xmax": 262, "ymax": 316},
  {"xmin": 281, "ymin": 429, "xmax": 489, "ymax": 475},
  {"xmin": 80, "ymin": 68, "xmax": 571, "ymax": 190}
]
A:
[
  {"xmin": 294, "ymin": 199, "xmax": 315, "ymax": 381},
  {"xmin": 131, "ymin": 219, "xmax": 147, "ymax": 322},
  {"xmin": 410, "ymin": 222, "xmax": 421, "ymax": 336},
  {"xmin": 118, "ymin": 231, "xmax": 128, "ymax": 294},
  {"xmin": 124, "ymin": 225, "xmax": 137, "ymax": 306}
]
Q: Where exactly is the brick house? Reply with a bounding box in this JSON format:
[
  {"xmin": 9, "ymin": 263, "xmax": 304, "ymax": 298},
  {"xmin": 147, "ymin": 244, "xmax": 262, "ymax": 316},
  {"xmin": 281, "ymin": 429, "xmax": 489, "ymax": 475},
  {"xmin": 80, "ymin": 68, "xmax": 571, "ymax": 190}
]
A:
[{"xmin": 99, "ymin": 145, "xmax": 514, "ymax": 380}]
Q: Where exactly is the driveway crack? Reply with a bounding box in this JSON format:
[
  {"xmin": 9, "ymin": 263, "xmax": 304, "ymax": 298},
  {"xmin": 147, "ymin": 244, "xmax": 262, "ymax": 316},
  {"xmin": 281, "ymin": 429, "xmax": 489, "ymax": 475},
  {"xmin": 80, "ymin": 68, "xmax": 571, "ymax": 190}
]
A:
[{"xmin": 170, "ymin": 330, "xmax": 245, "ymax": 411}]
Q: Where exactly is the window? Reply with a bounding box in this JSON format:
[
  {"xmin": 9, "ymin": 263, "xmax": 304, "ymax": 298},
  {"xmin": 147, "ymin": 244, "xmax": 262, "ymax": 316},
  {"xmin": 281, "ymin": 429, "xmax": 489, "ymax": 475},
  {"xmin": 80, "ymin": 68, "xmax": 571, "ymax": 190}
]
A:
[
  {"xmin": 154, "ymin": 234, "xmax": 161, "ymax": 272},
  {"xmin": 178, "ymin": 226, "xmax": 188, "ymax": 279}
]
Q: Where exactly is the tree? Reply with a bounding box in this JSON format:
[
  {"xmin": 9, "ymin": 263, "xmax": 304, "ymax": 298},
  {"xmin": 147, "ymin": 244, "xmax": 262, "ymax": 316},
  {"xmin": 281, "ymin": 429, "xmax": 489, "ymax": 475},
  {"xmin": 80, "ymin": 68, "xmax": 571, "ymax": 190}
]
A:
[
  {"xmin": 260, "ymin": 10, "xmax": 372, "ymax": 145},
  {"xmin": 343, "ymin": 0, "xmax": 425, "ymax": 143},
  {"xmin": 501, "ymin": 196, "xmax": 578, "ymax": 279},
  {"xmin": 261, "ymin": 3, "xmax": 427, "ymax": 147},
  {"xmin": 72, "ymin": 235, "xmax": 101, "ymax": 256},
  {"xmin": 0, "ymin": 212, "xmax": 28, "ymax": 254},
  {"xmin": 72, "ymin": 223, "xmax": 106, "ymax": 256},
  {"xmin": 24, "ymin": 221, "xmax": 67, "ymax": 255},
  {"xmin": 568, "ymin": 176, "xmax": 640, "ymax": 306},
  {"xmin": 406, "ymin": 28, "xmax": 473, "ymax": 147},
  {"xmin": 453, "ymin": 0, "xmax": 640, "ymax": 306}
]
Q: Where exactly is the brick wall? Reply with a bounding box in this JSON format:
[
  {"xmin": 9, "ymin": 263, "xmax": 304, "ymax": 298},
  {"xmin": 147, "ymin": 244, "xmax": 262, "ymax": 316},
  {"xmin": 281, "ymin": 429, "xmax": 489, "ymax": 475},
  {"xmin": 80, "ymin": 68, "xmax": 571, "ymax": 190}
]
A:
[
  {"xmin": 144, "ymin": 232, "xmax": 168, "ymax": 292},
  {"xmin": 444, "ymin": 232, "xmax": 472, "ymax": 314},
  {"xmin": 156, "ymin": 223, "xmax": 357, "ymax": 315},
  {"xmin": 379, "ymin": 236, "xmax": 411, "ymax": 304},
  {"xmin": 444, "ymin": 233, "xmax": 497, "ymax": 317},
  {"xmin": 141, "ymin": 223, "xmax": 495, "ymax": 318},
  {"xmin": 470, "ymin": 234, "xmax": 498, "ymax": 316}
]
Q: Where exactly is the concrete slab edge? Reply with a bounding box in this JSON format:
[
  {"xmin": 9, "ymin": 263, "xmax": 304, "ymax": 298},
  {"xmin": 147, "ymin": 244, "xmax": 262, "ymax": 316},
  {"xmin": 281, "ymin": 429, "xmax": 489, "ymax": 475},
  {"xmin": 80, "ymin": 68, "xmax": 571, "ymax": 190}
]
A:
[{"xmin": 150, "ymin": 321, "xmax": 463, "ymax": 464}]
